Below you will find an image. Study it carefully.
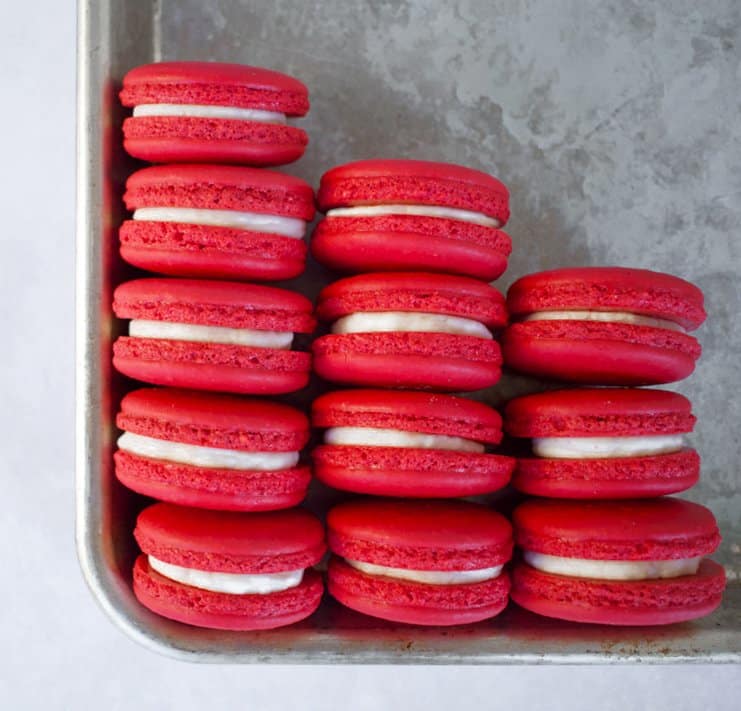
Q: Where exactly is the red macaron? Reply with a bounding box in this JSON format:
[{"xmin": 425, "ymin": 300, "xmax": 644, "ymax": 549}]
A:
[
  {"xmin": 120, "ymin": 62, "xmax": 309, "ymax": 165},
  {"xmin": 312, "ymin": 272, "xmax": 507, "ymax": 391},
  {"xmin": 327, "ymin": 499, "xmax": 513, "ymax": 625},
  {"xmin": 505, "ymin": 388, "xmax": 700, "ymax": 499},
  {"xmin": 312, "ymin": 389, "xmax": 513, "ymax": 497},
  {"xmin": 115, "ymin": 388, "xmax": 311, "ymax": 511},
  {"xmin": 119, "ymin": 164, "xmax": 315, "ymax": 280},
  {"xmin": 502, "ymin": 267, "xmax": 705, "ymax": 385},
  {"xmin": 311, "ymin": 159, "xmax": 512, "ymax": 280},
  {"xmin": 133, "ymin": 503, "xmax": 325, "ymax": 630},
  {"xmin": 112, "ymin": 278, "xmax": 315, "ymax": 394},
  {"xmin": 511, "ymin": 498, "xmax": 725, "ymax": 625}
]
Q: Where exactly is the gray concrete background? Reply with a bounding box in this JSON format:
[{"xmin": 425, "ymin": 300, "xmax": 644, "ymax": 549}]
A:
[
  {"xmin": 161, "ymin": 0, "xmax": 740, "ymax": 568},
  {"xmin": 1, "ymin": 0, "xmax": 739, "ymax": 707}
]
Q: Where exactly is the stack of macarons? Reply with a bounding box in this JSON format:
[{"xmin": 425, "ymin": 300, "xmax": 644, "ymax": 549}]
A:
[
  {"xmin": 309, "ymin": 159, "xmax": 517, "ymax": 625},
  {"xmin": 117, "ymin": 61, "xmax": 316, "ymax": 281},
  {"xmin": 113, "ymin": 61, "xmax": 326, "ymax": 630},
  {"xmin": 110, "ymin": 62, "xmax": 726, "ymax": 634},
  {"xmin": 310, "ymin": 159, "xmax": 513, "ymax": 392},
  {"xmin": 501, "ymin": 267, "xmax": 725, "ymax": 624}
]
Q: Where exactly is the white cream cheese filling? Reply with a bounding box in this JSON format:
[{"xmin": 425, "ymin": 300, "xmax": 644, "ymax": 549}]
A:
[
  {"xmin": 149, "ymin": 556, "xmax": 304, "ymax": 594},
  {"xmin": 326, "ymin": 204, "xmax": 501, "ymax": 228},
  {"xmin": 532, "ymin": 434, "xmax": 684, "ymax": 459},
  {"xmin": 133, "ymin": 103, "xmax": 287, "ymax": 124},
  {"xmin": 118, "ymin": 432, "xmax": 299, "ymax": 471},
  {"xmin": 133, "ymin": 207, "xmax": 306, "ymax": 238},
  {"xmin": 523, "ymin": 551, "xmax": 702, "ymax": 581},
  {"xmin": 331, "ymin": 312, "xmax": 492, "ymax": 339},
  {"xmin": 347, "ymin": 559, "xmax": 503, "ymax": 585},
  {"xmin": 129, "ymin": 320, "xmax": 293, "ymax": 349},
  {"xmin": 524, "ymin": 310, "xmax": 684, "ymax": 332},
  {"xmin": 324, "ymin": 426, "xmax": 484, "ymax": 453}
]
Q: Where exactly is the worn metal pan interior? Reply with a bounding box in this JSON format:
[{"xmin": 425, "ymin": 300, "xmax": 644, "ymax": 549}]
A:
[{"xmin": 75, "ymin": 0, "xmax": 741, "ymax": 663}]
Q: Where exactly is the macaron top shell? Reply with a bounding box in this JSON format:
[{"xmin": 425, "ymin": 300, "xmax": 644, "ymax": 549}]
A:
[
  {"xmin": 117, "ymin": 387, "xmax": 309, "ymax": 451},
  {"xmin": 317, "ymin": 159, "xmax": 510, "ymax": 223},
  {"xmin": 505, "ymin": 388, "xmax": 695, "ymax": 437},
  {"xmin": 514, "ymin": 498, "xmax": 721, "ymax": 561},
  {"xmin": 316, "ymin": 272, "xmax": 507, "ymax": 328},
  {"xmin": 113, "ymin": 278, "xmax": 316, "ymax": 332},
  {"xmin": 120, "ymin": 61, "xmax": 309, "ymax": 115},
  {"xmin": 124, "ymin": 164, "xmax": 316, "ymax": 220},
  {"xmin": 135, "ymin": 503, "xmax": 325, "ymax": 573},
  {"xmin": 506, "ymin": 267, "xmax": 706, "ymax": 331},
  {"xmin": 313, "ymin": 389, "xmax": 503, "ymax": 444},
  {"xmin": 328, "ymin": 499, "xmax": 513, "ymax": 570}
]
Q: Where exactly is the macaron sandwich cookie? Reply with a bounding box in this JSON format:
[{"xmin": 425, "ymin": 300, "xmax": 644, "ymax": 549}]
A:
[
  {"xmin": 312, "ymin": 272, "xmax": 507, "ymax": 391},
  {"xmin": 115, "ymin": 388, "xmax": 311, "ymax": 510},
  {"xmin": 119, "ymin": 165, "xmax": 315, "ymax": 280},
  {"xmin": 312, "ymin": 389, "xmax": 514, "ymax": 497},
  {"xmin": 503, "ymin": 267, "xmax": 705, "ymax": 384},
  {"xmin": 511, "ymin": 498, "xmax": 725, "ymax": 625},
  {"xmin": 112, "ymin": 278, "xmax": 315, "ymax": 394},
  {"xmin": 505, "ymin": 388, "xmax": 700, "ymax": 499},
  {"xmin": 120, "ymin": 62, "xmax": 309, "ymax": 165},
  {"xmin": 133, "ymin": 503, "xmax": 325, "ymax": 630},
  {"xmin": 327, "ymin": 499, "xmax": 513, "ymax": 625},
  {"xmin": 311, "ymin": 159, "xmax": 512, "ymax": 280}
]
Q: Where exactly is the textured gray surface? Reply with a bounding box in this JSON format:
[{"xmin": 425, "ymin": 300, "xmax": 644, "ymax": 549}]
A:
[{"xmin": 158, "ymin": 0, "xmax": 741, "ymax": 570}]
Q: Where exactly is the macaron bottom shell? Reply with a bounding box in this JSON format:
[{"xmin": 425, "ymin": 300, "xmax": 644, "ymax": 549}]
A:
[
  {"xmin": 512, "ymin": 449, "xmax": 700, "ymax": 499},
  {"xmin": 122, "ymin": 118, "xmax": 308, "ymax": 166},
  {"xmin": 313, "ymin": 445, "xmax": 513, "ymax": 498},
  {"xmin": 115, "ymin": 451, "xmax": 311, "ymax": 511},
  {"xmin": 328, "ymin": 557, "xmax": 511, "ymax": 626},
  {"xmin": 511, "ymin": 559, "xmax": 725, "ymax": 626},
  {"xmin": 113, "ymin": 337, "xmax": 311, "ymax": 395},
  {"xmin": 120, "ymin": 221, "xmax": 308, "ymax": 281},
  {"xmin": 312, "ymin": 333, "xmax": 502, "ymax": 391},
  {"xmin": 310, "ymin": 215, "xmax": 511, "ymax": 281},
  {"xmin": 133, "ymin": 556, "xmax": 324, "ymax": 630},
  {"xmin": 502, "ymin": 322, "xmax": 700, "ymax": 385}
]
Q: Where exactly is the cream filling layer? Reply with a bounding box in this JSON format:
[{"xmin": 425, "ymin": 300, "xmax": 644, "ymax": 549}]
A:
[
  {"xmin": 331, "ymin": 312, "xmax": 493, "ymax": 339},
  {"xmin": 132, "ymin": 103, "xmax": 287, "ymax": 124},
  {"xmin": 129, "ymin": 320, "xmax": 293, "ymax": 349},
  {"xmin": 326, "ymin": 204, "xmax": 501, "ymax": 228},
  {"xmin": 133, "ymin": 207, "xmax": 306, "ymax": 238},
  {"xmin": 118, "ymin": 432, "xmax": 299, "ymax": 471},
  {"xmin": 324, "ymin": 426, "xmax": 484, "ymax": 453},
  {"xmin": 524, "ymin": 310, "xmax": 684, "ymax": 332},
  {"xmin": 148, "ymin": 556, "xmax": 304, "ymax": 594},
  {"xmin": 347, "ymin": 559, "xmax": 503, "ymax": 585},
  {"xmin": 532, "ymin": 434, "xmax": 684, "ymax": 459},
  {"xmin": 523, "ymin": 551, "xmax": 702, "ymax": 581}
]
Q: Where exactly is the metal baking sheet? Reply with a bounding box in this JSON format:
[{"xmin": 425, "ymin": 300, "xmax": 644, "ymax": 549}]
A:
[{"xmin": 76, "ymin": 0, "xmax": 741, "ymax": 663}]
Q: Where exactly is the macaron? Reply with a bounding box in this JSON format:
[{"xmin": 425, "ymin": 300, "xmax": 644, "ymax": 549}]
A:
[
  {"xmin": 133, "ymin": 503, "xmax": 325, "ymax": 630},
  {"xmin": 502, "ymin": 267, "xmax": 705, "ymax": 385},
  {"xmin": 311, "ymin": 159, "xmax": 512, "ymax": 280},
  {"xmin": 112, "ymin": 278, "xmax": 315, "ymax": 394},
  {"xmin": 120, "ymin": 61, "xmax": 309, "ymax": 165},
  {"xmin": 505, "ymin": 388, "xmax": 700, "ymax": 499},
  {"xmin": 327, "ymin": 499, "xmax": 513, "ymax": 625},
  {"xmin": 511, "ymin": 498, "xmax": 725, "ymax": 625},
  {"xmin": 115, "ymin": 388, "xmax": 311, "ymax": 510},
  {"xmin": 119, "ymin": 164, "xmax": 315, "ymax": 280},
  {"xmin": 312, "ymin": 272, "xmax": 507, "ymax": 391},
  {"xmin": 312, "ymin": 389, "xmax": 514, "ymax": 497}
]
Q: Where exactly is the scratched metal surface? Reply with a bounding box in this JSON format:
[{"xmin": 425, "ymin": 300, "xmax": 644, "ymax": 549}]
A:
[{"xmin": 76, "ymin": 0, "xmax": 741, "ymax": 661}]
